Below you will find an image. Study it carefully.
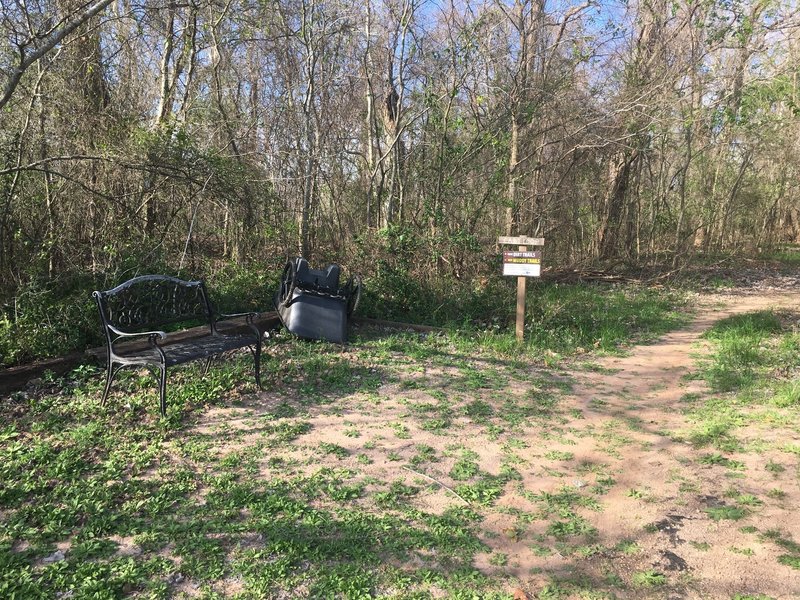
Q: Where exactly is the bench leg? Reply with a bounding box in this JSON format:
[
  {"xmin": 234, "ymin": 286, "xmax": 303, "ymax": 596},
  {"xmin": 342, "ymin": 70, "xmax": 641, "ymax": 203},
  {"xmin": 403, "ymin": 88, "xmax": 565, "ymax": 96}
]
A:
[
  {"xmin": 254, "ymin": 343, "xmax": 262, "ymax": 389},
  {"xmin": 101, "ymin": 363, "xmax": 116, "ymax": 406},
  {"xmin": 202, "ymin": 356, "xmax": 213, "ymax": 377},
  {"xmin": 158, "ymin": 365, "xmax": 167, "ymax": 417}
]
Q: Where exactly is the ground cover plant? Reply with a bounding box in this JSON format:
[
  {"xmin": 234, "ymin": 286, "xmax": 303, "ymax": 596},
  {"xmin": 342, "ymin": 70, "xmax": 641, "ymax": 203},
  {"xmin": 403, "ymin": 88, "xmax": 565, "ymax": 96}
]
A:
[
  {"xmin": 2, "ymin": 277, "xmax": 800, "ymax": 598},
  {"xmin": 0, "ymin": 282, "xmax": 690, "ymax": 598},
  {"xmin": 0, "ymin": 271, "xmax": 686, "ymax": 366}
]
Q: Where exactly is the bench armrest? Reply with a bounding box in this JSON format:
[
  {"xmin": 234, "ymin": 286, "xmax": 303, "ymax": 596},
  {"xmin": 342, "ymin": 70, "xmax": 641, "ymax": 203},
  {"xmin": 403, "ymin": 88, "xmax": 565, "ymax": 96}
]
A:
[
  {"xmin": 107, "ymin": 323, "xmax": 168, "ymax": 342},
  {"xmin": 213, "ymin": 311, "xmax": 261, "ymax": 339},
  {"xmin": 215, "ymin": 311, "xmax": 258, "ymax": 324}
]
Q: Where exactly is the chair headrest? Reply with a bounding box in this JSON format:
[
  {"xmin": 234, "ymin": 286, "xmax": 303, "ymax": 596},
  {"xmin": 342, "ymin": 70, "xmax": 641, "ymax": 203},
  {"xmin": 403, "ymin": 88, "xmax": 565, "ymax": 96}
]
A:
[{"xmin": 294, "ymin": 258, "xmax": 340, "ymax": 289}]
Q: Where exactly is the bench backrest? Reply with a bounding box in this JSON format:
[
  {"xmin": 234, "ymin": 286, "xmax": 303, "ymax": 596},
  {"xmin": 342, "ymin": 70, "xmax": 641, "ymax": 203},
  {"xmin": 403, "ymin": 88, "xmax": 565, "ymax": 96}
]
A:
[{"xmin": 93, "ymin": 275, "xmax": 213, "ymax": 334}]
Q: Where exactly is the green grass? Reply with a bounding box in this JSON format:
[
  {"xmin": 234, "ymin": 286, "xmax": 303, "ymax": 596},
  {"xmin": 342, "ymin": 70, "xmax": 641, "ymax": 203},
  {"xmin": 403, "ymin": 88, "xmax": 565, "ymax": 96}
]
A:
[
  {"xmin": 687, "ymin": 310, "xmax": 800, "ymax": 456},
  {"xmin": 0, "ymin": 348, "xmax": 516, "ymax": 598},
  {"xmin": 762, "ymin": 245, "xmax": 800, "ymax": 266},
  {"xmin": 700, "ymin": 311, "xmax": 786, "ymax": 392},
  {"xmin": 8, "ymin": 268, "xmax": 692, "ymax": 367},
  {"xmin": 0, "ymin": 279, "xmax": 698, "ymax": 597}
]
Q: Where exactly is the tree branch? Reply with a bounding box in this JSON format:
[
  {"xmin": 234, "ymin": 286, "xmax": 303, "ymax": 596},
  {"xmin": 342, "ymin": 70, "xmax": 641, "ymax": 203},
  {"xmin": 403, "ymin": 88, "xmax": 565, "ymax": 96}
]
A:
[{"xmin": 0, "ymin": 0, "xmax": 115, "ymax": 111}]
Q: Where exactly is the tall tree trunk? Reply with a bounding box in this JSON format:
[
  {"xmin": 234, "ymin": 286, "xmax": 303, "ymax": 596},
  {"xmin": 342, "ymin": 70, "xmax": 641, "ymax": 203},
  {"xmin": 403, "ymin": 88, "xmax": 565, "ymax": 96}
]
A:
[{"xmin": 598, "ymin": 152, "xmax": 635, "ymax": 261}]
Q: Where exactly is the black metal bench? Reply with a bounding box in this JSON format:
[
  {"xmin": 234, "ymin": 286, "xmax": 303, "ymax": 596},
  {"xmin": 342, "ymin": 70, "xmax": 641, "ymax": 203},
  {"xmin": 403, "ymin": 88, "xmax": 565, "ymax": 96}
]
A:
[{"xmin": 93, "ymin": 275, "xmax": 263, "ymax": 416}]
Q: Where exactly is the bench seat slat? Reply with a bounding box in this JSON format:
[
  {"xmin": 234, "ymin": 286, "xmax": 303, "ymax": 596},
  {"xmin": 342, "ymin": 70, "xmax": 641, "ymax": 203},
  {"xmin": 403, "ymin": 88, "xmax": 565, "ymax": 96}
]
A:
[{"xmin": 114, "ymin": 334, "xmax": 256, "ymax": 367}]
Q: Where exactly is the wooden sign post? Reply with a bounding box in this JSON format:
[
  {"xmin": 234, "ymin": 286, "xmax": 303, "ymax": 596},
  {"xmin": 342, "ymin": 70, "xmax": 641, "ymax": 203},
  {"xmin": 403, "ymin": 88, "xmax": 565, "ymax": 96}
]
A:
[{"xmin": 498, "ymin": 236, "xmax": 544, "ymax": 343}]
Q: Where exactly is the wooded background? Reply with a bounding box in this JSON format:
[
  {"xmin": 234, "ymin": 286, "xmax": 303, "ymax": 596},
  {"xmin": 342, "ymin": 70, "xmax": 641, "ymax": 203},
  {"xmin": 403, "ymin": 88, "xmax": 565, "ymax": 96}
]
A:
[{"xmin": 1, "ymin": 0, "xmax": 799, "ymax": 320}]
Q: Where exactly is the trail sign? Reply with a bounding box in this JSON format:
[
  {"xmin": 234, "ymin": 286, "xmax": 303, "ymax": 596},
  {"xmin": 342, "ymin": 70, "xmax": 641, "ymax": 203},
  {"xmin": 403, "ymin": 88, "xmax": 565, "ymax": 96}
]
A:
[
  {"xmin": 498, "ymin": 236, "xmax": 544, "ymax": 343},
  {"xmin": 503, "ymin": 250, "xmax": 541, "ymax": 277},
  {"xmin": 498, "ymin": 236, "xmax": 545, "ymax": 246}
]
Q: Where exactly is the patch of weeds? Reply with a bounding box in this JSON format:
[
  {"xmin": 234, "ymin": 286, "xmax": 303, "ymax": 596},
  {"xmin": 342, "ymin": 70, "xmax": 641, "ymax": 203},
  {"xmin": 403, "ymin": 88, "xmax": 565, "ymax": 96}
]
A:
[
  {"xmin": 778, "ymin": 555, "xmax": 800, "ymax": 569},
  {"xmin": 736, "ymin": 494, "xmax": 762, "ymax": 507},
  {"xmin": 631, "ymin": 570, "xmax": 666, "ymax": 587},
  {"xmin": 530, "ymin": 544, "xmax": 553, "ymax": 556},
  {"xmin": 488, "ymin": 552, "xmax": 508, "ymax": 567},
  {"xmin": 466, "ymin": 365, "xmax": 508, "ymax": 391},
  {"xmin": 409, "ymin": 444, "xmax": 437, "ymax": 466},
  {"xmin": 374, "ymin": 480, "xmax": 419, "ymax": 508},
  {"xmin": 614, "ymin": 539, "xmax": 640, "ymax": 555},
  {"xmin": 484, "ymin": 424, "xmax": 505, "ymax": 440},
  {"xmin": 324, "ymin": 478, "xmax": 365, "ymax": 501},
  {"xmin": 544, "ymin": 450, "xmax": 574, "ymax": 461},
  {"xmin": 697, "ymin": 311, "xmax": 800, "ymax": 421},
  {"xmin": 576, "ymin": 544, "xmax": 604, "ymax": 558},
  {"xmin": 739, "ymin": 525, "xmax": 758, "ymax": 534},
  {"xmin": 698, "ymin": 453, "xmax": 745, "ymax": 470},
  {"xmin": 701, "ymin": 311, "xmax": 782, "ymax": 392},
  {"xmin": 463, "ymin": 400, "xmax": 494, "ymax": 420},
  {"xmin": 546, "ymin": 513, "xmax": 597, "ymax": 540},
  {"xmin": 603, "ymin": 570, "xmax": 624, "ymax": 587},
  {"xmin": 626, "ymin": 488, "xmax": 645, "ymax": 499},
  {"xmin": 690, "ymin": 541, "xmax": 711, "ymax": 551},
  {"xmin": 398, "ymin": 379, "xmax": 421, "ymax": 390},
  {"xmin": 576, "ymin": 461, "xmax": 607, "ymax": 475},
  {"xmin": 504, "ymin": 438, "xmax": 528, "ymax": 450},
  {"xmin": 420, "ymin": 416, "xmax": 452, "ymax": 433},
  {"xmin": 581, "ymin": 363, "xmax": 620, "ymax": 374},
  {"xmin": 591, "ymin": 475, "xmax": 615, "ymax": 495},
  {"xmin": 455, "ymin": 475, "xmax": 506, "ymax": 506},
  {"xmin": 268, "ymin": 421, "xmax": 312, "ymax": 445},
  {"xmin": 389, "ymin": 422, "xmax": 411, "ymax": 439},
  {"xmin": 0, "ymin": 345, "xmax": 533, "ymax": 599},
  {"xmin": 449, "ymin": 452, "xmax": 480, "ymax": 480},
  {"xmin": 730, "ymin": 546, "xmax": 754, "ymax": 556},
  {"xmin": 536, "ymin": 582, "xmax": 570, "ymax": 599},
  {"xmin": 772, "ymin": 380, "xmax": 800, "ymax": 407},
  {"xmin": 499, "ymin": 463, "xmax": 522, "ymax": 481},
  {"xmin": 318, "ymin": 442, "xmax": 349, "ymax": 459},
  {"xmin": 765, "ymin": 459, "xmax": 785, "ymax": 475},
  {"xmin": 267, "ymin": 401, "xmax": 298, "ymax": 419},
  {"xmin": 766, "ymin": 488, "xmax": 786, "ymax": 499},
  {"xmin": 427, "ymin": 389, "xmax": 448, "ymax": 402},
  {"xmin": 588, "ymin": 398, "xmax": 608, "ymax": 409},
  {"xmin": 705, "ymin": 506, "xmax": 748, "ymax": 521},
  {"xmin": 761, "ymin": 529, "xmax": 800, "ymax": 554},
  {"xmin": 688, "ymin": 413, "xmax": 742, "ymax": 451}
]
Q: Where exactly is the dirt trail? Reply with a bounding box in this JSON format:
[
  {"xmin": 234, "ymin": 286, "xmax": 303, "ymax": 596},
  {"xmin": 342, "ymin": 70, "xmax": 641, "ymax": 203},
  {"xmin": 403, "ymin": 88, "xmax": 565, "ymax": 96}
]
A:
[
  {"xmin": 512, "ymin": 289, "xmax": 800, "ymax": 598},
  {"xmin": 179, "ymin": 281, "xmax": 800, "ymax": 598}
]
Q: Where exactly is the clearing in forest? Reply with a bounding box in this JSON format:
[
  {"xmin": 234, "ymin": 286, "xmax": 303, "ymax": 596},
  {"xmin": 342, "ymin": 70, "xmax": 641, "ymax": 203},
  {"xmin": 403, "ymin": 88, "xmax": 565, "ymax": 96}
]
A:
[{"xmin": 1, "ymin": 277, "xmax": 800, "ymax": 599}]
